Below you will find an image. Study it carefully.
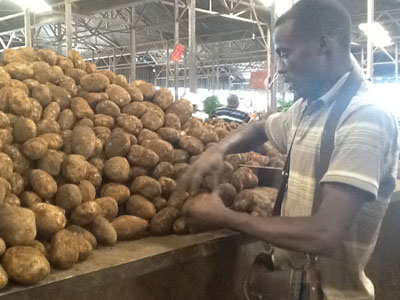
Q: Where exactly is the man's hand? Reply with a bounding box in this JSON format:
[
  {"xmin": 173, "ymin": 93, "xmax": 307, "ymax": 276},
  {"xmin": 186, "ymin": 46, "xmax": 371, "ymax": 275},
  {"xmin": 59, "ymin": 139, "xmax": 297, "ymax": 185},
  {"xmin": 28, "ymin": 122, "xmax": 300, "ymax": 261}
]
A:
[
  {"xmin": 178, "ymin": 146, "xmax": 225, "ymax": 194},
  {"xmin": 183, "ymin": 191, "xmax": 230, "ymax": 231}
]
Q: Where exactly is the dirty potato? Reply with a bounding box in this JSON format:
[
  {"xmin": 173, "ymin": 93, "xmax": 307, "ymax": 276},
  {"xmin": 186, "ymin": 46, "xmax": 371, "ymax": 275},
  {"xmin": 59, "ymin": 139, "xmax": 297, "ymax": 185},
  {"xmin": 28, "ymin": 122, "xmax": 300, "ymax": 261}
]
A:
[
  {"xmin": 111, "ymin": 216, "xmax": 148, "ymax": 240},
  {"xmin": 30, "ymin": 169, "xmax": 57, "ymax": 199},
  {"xmin": 103, "ymin": 156, "xmax": 130, "ymax": 183},
  {"xmin": 31, "ymin": 203, "xmax": 67, "ymax": 240},
  {"xmin": 127, "ymin": 145, "xmax": 159, "ymax": 168},
  {"xmin": 149, "ymin": 207, "xmax": 180, "ymax": 236},
  {"xmin": 55, "ymin": 184, "xmax": 82, "ymax": 215},
  {"xmin": 131, "ymin": 176, "xmax": 161, "ymax": 199},
  {"xmin": 100, "ymin": 183, "xmax": 130, "ymax": 205},
  {"xmin": 80, "ymin": 73, "xmax": 110, "ymax": 92},
  {"xmin": 126, "ymin": 194, "xmax": 156, "ymax": 221}
]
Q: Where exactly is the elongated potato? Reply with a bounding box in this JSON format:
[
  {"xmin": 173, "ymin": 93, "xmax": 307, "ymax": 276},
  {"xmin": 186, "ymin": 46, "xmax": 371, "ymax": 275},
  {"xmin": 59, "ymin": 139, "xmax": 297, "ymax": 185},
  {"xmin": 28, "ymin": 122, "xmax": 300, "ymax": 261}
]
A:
[
  {"xmin": 149, "ymin": 207, "xmax": 180, "ymax": 235},
  {"xmin": 89, "ymin": 216, "xmax": 117, "ymax": 246},
  {"xmin": 131, "ymin": 176, "xmax": 161, "ymax": 199},
  {"xmin": 111, "ymin": 216, "xmax": 148, "ymax": 240},
  {"xmin": 126, "ymin": 194, "xmax": 156, "ymax": 221},
  {"xmin": 55, "ymin": 184, "xmax": 82, "ymax": 215},
  {"xmin": 31, "ymin": 203, "xmax": 67, "ymax": 240},
  {"xmin": 48, "ymin": 230, "xmax": 79, "ymax": 269},
  {"xmin": 0, "ymin": 264, "xmax": 7, "ymax": 290},
  {"xmin": 30, "ymin": 169, "xmax": 57, "ymax": 199},
  {"xmin": 66, "ymin": 225, "xmax": 97, "ymax": 249},
  {"xmin": 127, "ymin": 145, "xmax": 159, "ymax": 168},
  {"xmin": 100, "ymin": 183, "xmax": 130, "ymax": 205},
  {"xmin": 70, "ymin": 201, "xmax": 101, "ymax": 226},
  {"xmin": 95, "ymin": 197, "xmax": 118, "ymax": 222}
]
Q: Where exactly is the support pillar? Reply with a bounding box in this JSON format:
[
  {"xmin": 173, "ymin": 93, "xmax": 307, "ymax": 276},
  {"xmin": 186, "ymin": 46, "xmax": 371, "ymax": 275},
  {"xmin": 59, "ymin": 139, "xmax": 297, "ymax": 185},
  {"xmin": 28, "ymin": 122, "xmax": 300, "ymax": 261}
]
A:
[
  {"xmin": 24, "ymin": 8, "xmax": 32, "ymax": 47},
  {"xmin": 130, "ymin": 6, "xmax": 136, "ymax": 81},
  {"xmin": 65, "ymin": 0, "xmax": 72, "ymax": 54},
  {"xmin": 188, "ymin": 0, "xmax": 197, "ymax": 93},
  {"xmin": 112, "ymin": 48, "xmax": 116, "ymax": 73},
  {"xmin": 166, "ymin": 42, "xmax": 170, "ymax": 87},
  {"xmin": 174, "ymin": 0, "xmax": 180, "ymax": 99},
  {"xmin": 395, "ymin": 43, "xmax": 398, "ymax": 83},
  {"xmin": 57, "ymin": 23, "xmax": 62, "ymax": 54},
  {"xmin": 366, "ymin": 0, "xmax": 374, "ymax": 80}
]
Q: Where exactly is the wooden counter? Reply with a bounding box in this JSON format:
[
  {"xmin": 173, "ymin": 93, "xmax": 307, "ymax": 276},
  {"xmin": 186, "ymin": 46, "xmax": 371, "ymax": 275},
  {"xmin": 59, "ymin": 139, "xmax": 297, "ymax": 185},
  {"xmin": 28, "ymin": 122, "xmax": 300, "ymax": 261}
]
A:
[{"xmin": 0, "ymin": 230, "xmax": 265, "ymax": 300}]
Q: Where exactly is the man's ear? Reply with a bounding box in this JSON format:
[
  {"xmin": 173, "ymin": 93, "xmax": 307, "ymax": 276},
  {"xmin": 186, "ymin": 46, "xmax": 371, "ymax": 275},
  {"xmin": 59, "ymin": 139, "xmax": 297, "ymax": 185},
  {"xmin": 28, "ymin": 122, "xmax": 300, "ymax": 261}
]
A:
[{"xmin": 316, "ymin": 35, "xmax": 331, "ymax": 55}]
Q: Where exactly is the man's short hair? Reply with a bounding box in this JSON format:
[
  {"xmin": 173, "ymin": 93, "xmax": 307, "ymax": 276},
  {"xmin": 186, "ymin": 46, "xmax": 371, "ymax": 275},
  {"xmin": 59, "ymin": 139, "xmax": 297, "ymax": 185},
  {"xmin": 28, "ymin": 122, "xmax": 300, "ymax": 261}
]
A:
[
  {"xmin": 275, "ymin": 0, "xmax": 352, "ymax": 50},
  {"xmin": 227, "ymin": 94, "xmax": 239, "ymax": 108}
]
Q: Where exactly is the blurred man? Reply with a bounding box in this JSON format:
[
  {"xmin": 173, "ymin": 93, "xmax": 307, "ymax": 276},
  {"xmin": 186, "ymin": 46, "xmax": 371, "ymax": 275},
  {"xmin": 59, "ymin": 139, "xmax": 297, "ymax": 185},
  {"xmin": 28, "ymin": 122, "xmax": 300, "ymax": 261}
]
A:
[{"xmin": 214, "ymin": 94, "xmax": 250, "ymax": 123}]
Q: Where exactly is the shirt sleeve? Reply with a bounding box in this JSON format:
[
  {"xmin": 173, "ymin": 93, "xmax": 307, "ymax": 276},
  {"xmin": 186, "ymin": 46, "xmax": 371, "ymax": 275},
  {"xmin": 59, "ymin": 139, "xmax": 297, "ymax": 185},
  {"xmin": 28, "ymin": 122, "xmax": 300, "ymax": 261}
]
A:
[{"xmin": 320, "ymin": 105, "xmax": 399, "ymax": 198}]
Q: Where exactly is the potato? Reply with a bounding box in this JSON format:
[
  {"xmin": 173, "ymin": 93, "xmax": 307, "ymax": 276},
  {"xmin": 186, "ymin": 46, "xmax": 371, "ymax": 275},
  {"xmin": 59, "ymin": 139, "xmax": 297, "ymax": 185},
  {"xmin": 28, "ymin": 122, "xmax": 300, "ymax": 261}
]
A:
[
  {"xmin": 68, "ymin": 50, "xmax": 86, "ymax": 70},
  {"xmin": 102, "ymin": 157, "xmax": 129, "ymax": 183},
  {"xmin": 58, "ymin": 109, "xmax": 76, "ymax": 130},
  {"xmin": 187, "ymin": 127, "xmax": 219, "ymax": 145},
  {"xmin": 46, "ymin": 83, "xmax": 71, "ymax": 109},
  {"xmin": 5, "ymin": 62, "xmax": 33, "ymax": 80},
  {"xmin": 104, "ymin": 130, "xmax": 131, "ymax": 158},
  {"xmin": 21, "ymin": 137, "xmax": 48, "ymax": 160},
  {"xmin": 0, "ymin": 128, "xmax": 12, "ymax": 151},
  {"xmin": 171, "ymin": 149, "xmax": 189, "ymax": 164},
  {"xmin": 93, "ymin": 114, "xmax": 114, "ymax": 129},
  {"xmin": 86, "ymin": 62, "xmax": 97, "ymax": 74},
  {"xmin": 88, "ymin": 157, "xmax": 104, "ymax": 172},
  {"xmin": 179, "ymin": 136, "xmax": 204, "ymax": 155},
  {"xmin": 8, "ymin": 89, "xmax": 32, "ymax": 116},
  {"xmin": 85, "ymin": 162, "xmax": 102, "ymax": 187},
  {"xmin": 8, "ymin": 172, "xmax": 24, "ymax": 195},
  {"xmin": 152, "ymin": 196, "xmax": 167, "ymax": 212},
  {"xmin": 166, "ymin": 99, "xmax": 193, "ymax": 124},
  {"xmin": 167, "ymin": 190, "xmax": 189, "ymax": 209},
  {"xmin": 173, "ymin": 162, "xmax": 189, "ymax": 179},
  {"xmin": 95, "ymin": 197, "xmax": 118, "ymax": 222},
  {"xmin": 111, "ymin": 216, "xmax": 148, "ymax": 240},
  {"xmin": 0, "ymin": 177, "xmax": 10, "ymax": 203},
  {"xmin": 37, "ymin": 49, "xmax": 58, "ymax": 66},
  {"xmin": 48, "ymin": 230, "xmax": 79, "ymax": 269},
  {"xmin": 37, "ymin": 119, "xmax": 61, "ymax": 135},
  {"xmin": 122, "ymin": 101, "xmax": 146, "ymax": 118},
  {"xmin": 0, "ymin": 152, "xmax": 13, "ymax": 180},
  {"xmin": 26, "ymin": 98, "xmax": 42, "ymax": 124},
  {"xmin": 0, "ymin": 87, "xmax": 11, "ymax": 112},
  {"xmin": 99, "ymin": 183, "xmax": 129, "ymax": 206},
  {"xmin": 37, "ymin": 150, "xmax": 63, "ymax": 176},
  {"xmin": 62, "ymin": 130, "xmax": 72, "ymax": 154},
  {"xmin": 62, "ymin": 154, "xmax": 87, "ymax": 184},
  {"xmin": 66, "ymin": 225, "xmax": 97, "ymax": 249},
  {"xmin": 0, "ymin": 206, "xmax": 36, "ymax": 246},
  {"xmin": 4, "ymin": 193, "xmax": 21, "ymax": 207},
  {"xmin": 137, "ymin": 82, "xmax": 155, "ymax": 100},
  {"xmin": 32, "ymin": 61, "xmax": 51, "ymax": 83},
  {"xmin": 39, "ymin": 133, "xmax": 63, "ymax": 150},
  {"xmin": 126, "ymin": 84, "xmax": 144, "ymax": 102},
  {"xmin": 159, "ymin": 177, "xmax": 176, "ymax": 198},
  {"xmin": 141, "ymin": 110, "xmax": 164, "ymax": 131},
  {"xmin": 49, "ymin": 65, "xmax": 64, "ymax": 85},
  {"xmin": 182, "ymin": 117, "xmax": 203, "ymax": 130},
  {"xmin": 94, "ymin": 126, "xmax": 111, "ymax": 144},
  {"xmin": 0, "ymin": 238, "xmax": 5, "ymax": 256},
  {"xmin": 2, "ymin": 246, "xmax": 49, "ymax": 284},
  {"xmin": 89, "ymin": 215, "xmax": 117, "ymax": 246},
  {"xmin": 23, "ymin": 78, "xmax": 40, "ymax": 94},
  {"xmin": 104, "ymin": 84, "xmax": 130, "ymax": 108},
  {"xmin": 71, "ymin": 126, "xmax": 96, "ymax": 159},
  {"xmin": 111, "ymin": 74, "xmax": 128, "ymax": 89},
  {"xmin": 231, "ymin": 167, "xmax": 258, "ymax": 192},
  {"xmin": 173, "ymin": 217, "xmax": 189, "ymax": 235},
  {"xmin": 131, "ymin": 176, "xmax": 161, "ymax": 199},
  {"xmin": 32, "ymin": 203, "xmax": 67, "ymax": 240},
  {"xmin": 0, "ymin": 67, "xmax": 11, "ymax": 89},
  {"xmin": 76, "ymin": 86, "xmax": 89, "ymax": 98},
  {"xmin": 233, "ymin": 188, "xmax": 277, "ymax": 214},
  {"xmin": 3, "ymin": 48, "xmax": 36, "ymax": 64},
  {"xmin": 129, "ymin": 167, "xmax": 149, "ymax": 180},
  {"xmin": 70, "ymin": 201, "xmax": 102, "ymax": 226},
  {"xmin": 141, "ymin": 139, "xmax": 173, "ymax": 162},
  {"xmin": 9, "ymin": 79, "xmax": 29, "ymax": 95},
  {"xmin": 80, "ymin": 73, "xmax": 110, "ymax": 92},
  {"xmin": 57, "ymin": 56, "xmax": 74, "ymax": 72},
  {"xmin": 157, "ymin": 127, "xmax": 180, "ymax": 144},
  {"xmin": 153, "ymin": 162, "xmax": 174, "ymax": 179},
  {"xmin": 97, "ymin": 70, "xmax": 117, "ymax": 83},
  {"xmin": 127, "ymin": 145, "xmax": 159, "ymax": 168},
  {"xmin": 0, "ymin": 112, "xmax": 10, "ymax": 129},
  {"xmin": 149, "ymin": 207, "xmax": 180, "ymax": 235},
  {"xmin": 86, "ymin": 92, "xmax": 109, "ymax": 107},
  {"xmin": 115, "ymin": 113, "xmax": 142, "ymax": 135},
  {"xmin": 126, "ymin": 195, "xmax": 156, "ymax": 221},
  {"xmin": 96, "ymin": 100, "xmax": 121, "ymax": 118},
  {"xmin": 153, "ymin": 88, "xmax": 173, "ymax": 110},
  {"xmin": 30, "ymin": 169, "xmax": 57, "ymax": 199},
  {"xmin": 70, "ymin": 233, "xmax": 92, "ymax": 261},
  {"xmin": 137, "ymin": 128, "xmax": 160, "ymax": 145},
  {"xmin": 65, "ymin": 68, "xmax": 87, "ymax": 85},
  {"xmin": 20, "ymin": 191, "xmax": 42, "ymax": 208},
  {"xmin": 55, "ymin": 184, "xmax": 82, "ymax": 214},
  {"xmin": 71, "ymin": 97, "xmax": 94, "ymax": 119},
  {"xmin": 217, "ymin": 183, "xmax": 237, "ymax": 207}
]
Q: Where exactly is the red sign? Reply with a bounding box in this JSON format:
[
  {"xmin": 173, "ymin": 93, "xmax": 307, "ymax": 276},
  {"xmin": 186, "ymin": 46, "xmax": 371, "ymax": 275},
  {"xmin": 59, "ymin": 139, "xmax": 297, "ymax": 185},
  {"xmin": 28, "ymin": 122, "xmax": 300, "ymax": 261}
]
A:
[
  {"xmin": 171, "ymin": 44, "xmax": 185, "ymax": 62},
  {"xmin": 249, "ymin": 71, "xmax": 268, "ymax": 89}
]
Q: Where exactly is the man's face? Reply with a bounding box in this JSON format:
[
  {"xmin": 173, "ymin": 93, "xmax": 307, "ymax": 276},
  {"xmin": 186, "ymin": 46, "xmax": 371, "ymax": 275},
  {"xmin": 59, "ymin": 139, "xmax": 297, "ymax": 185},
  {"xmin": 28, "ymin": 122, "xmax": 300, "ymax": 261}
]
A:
[{"xmin": 273, "ymin": 20, "xmax": 324, "ymax": 99}]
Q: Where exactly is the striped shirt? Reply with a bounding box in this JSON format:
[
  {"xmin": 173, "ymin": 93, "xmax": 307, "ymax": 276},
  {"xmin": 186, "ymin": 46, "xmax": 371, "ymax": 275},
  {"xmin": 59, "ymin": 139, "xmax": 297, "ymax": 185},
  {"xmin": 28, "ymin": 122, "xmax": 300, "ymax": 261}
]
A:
[
  {"xmin": 265, "ymin": 70, "xmax": 399, "ymax": 300},
  {"xmin": 214, "ymin": 107, "xmax": 250, "ymax": 123}
]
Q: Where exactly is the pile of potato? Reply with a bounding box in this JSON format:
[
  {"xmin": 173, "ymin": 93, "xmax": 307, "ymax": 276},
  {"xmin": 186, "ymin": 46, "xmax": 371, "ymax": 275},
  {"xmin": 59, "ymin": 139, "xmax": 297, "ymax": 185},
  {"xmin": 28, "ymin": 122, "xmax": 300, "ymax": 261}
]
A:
[{"xmin": 0, "ymin": 47, "xmax": 280, "ymax": 288}]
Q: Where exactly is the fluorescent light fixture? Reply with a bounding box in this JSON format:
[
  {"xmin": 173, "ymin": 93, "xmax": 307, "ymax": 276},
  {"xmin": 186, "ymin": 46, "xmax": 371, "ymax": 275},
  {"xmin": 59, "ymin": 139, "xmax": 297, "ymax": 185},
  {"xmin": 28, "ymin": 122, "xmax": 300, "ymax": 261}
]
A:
[
  {"xmin": 359, "ymin": 22, "xmax": 393, "ymax": 47},
  {"xmin": 11, "ymin": 0, "xmax": 52, "ymax": 14}
]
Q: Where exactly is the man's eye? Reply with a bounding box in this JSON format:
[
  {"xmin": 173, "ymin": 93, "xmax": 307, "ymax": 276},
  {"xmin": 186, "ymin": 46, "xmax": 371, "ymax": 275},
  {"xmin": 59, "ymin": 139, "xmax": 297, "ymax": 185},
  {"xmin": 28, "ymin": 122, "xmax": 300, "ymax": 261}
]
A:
[{"xmin": 279, "ymin": 53, "xmax": 288, "ymax": 59}]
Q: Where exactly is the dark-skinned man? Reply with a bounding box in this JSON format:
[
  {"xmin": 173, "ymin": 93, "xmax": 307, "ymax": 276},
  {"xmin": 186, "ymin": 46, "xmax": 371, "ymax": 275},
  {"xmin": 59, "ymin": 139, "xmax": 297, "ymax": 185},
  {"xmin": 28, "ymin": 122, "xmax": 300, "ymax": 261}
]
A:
[{"xmin": 180, "ymin": 1, "xmax": 399, "ymax": 299}]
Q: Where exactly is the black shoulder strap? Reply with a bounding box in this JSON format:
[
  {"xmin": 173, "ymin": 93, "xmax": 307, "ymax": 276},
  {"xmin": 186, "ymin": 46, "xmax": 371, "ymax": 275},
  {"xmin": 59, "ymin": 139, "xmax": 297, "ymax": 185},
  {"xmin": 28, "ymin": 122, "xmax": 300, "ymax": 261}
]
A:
[{"xmin": 272, "ymin": 68, "xmax": 365, "ymax": 217}]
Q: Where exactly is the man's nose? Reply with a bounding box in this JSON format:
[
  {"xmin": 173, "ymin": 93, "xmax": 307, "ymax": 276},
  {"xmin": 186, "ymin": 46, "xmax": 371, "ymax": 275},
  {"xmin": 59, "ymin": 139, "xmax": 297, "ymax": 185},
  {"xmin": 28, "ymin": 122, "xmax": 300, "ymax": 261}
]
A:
[{"xmin": 277, "ymin": 59, "xmax": 286, "ymax": 75}]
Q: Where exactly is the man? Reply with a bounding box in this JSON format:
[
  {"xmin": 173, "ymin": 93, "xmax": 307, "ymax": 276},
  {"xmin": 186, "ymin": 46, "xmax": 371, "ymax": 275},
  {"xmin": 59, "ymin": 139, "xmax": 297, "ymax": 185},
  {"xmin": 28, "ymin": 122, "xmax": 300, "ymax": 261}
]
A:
[
  {"xmin": 180, "ymin": 0, "xmax": 399, "ymax": 299},
  {"xmin": 214, "ymin": 94, "xmax": 250, "ymax": 123}
]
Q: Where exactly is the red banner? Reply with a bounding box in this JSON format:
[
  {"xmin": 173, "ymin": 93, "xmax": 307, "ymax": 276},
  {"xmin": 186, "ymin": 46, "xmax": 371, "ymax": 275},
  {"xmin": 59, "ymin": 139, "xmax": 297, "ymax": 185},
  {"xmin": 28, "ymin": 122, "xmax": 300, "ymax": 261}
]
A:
[
  {"xmin": 249, "ymin": 71, "xmax": 268, "ymax": 89},
  {"xmin": 171, "ymin": 44, "xmax": 185, "ymax": 62}
]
